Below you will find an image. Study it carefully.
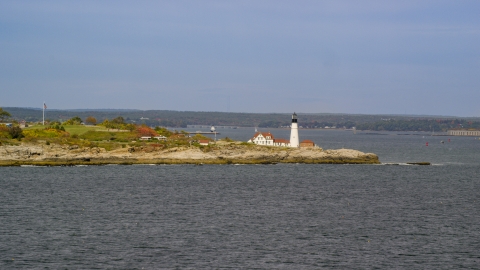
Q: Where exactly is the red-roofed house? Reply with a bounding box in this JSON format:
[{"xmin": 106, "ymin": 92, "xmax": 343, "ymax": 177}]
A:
[
  {"xmin": 248, "ymin": 132, "xmax": 291, "ymax": 147},
  {"xmin": 300, "ymin": 139, "xmax": 315, "ymax": 147},
  {"xmin": 199, "ymin": 139, "xmax": 210, "ymax": 146},
  {"xmin": 248, "ymin": 132, "xmax": 275, "ymax": 146},
  {"xmin": 273, "ymin": 138, "xmax": 290, "ymax": 147}
]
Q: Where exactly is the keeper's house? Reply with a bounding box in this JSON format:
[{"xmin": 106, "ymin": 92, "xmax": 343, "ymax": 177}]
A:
[
  {"xmin": 248, "ymin": 132, "xmax": 290, "ymax": 147},
  {"xmin": 447, "ymin": 129, "xmax": 480, "ymax": 136},
  {"xmin": 247, "ymin": 132, "xmax": 315, "ymax": 147}
]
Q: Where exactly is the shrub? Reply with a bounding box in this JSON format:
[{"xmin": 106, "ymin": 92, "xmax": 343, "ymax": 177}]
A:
[
  {"xmin": 8, "ymin": 126, "xmax": 24, "ymax": 139},
  {"xmin": 97, "ymin": 142, "xmax": 121, "ymax": 151},
  {"xmin": 191, "ymin": 134, "xmax": 209, "ymax": 140},
  {"xmin": 23, "ymin": 128, "xmax": 69, "ymax": 138},
  {"xmin": 240, "ymin": 142, "xmax": 254, "ymax": 146},
  {"xmin": 154, "ymin": 127, "xmax": 173, "ymax": 137},
  {"xmin": 0, "ymin": 125, "xmax": 10, "ymax": 138}
]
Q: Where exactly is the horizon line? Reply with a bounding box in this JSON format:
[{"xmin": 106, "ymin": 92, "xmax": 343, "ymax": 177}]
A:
[{"xmin": 2, "ymin": 106, "xmax": 478, "ymax": 119}]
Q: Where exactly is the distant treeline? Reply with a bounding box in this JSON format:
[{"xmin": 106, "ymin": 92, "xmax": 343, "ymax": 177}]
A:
[
  {"xmin": 4, "ymin": 107, "xmax": 480, "ymax": 131},
  {"xmin": 3, "ymin": 107, "xmax": 393, "ymax": 127},
  {"xmin": 356, "ymin": 119, "xmax": 480, "ymax": 132}
]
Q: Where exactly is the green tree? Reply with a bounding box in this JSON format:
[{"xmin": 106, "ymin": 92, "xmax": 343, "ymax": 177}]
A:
[
  {"xmin": 101, "ymin": 119, "xmax": 110, "ymax": 127},
  {"xmin": 125, "ymin": 123, "xmax": 136, "ymax": 131},
  {"xmin": 0, "ymin": 108, "xmax": 12, "ymax": 122},
  {"xmin": 63, "ymin": 116, "xmax": 82, "ymax": 125},
  {"xmin": 112, "ymin": 116, "xmax": 125, "ymax": 124},
  {"xmin": 154, "ymin": 127, "xmax": 173, "ymax": 137}
]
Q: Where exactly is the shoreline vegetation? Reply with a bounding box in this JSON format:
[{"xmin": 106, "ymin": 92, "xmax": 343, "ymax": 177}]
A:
[{"xmin": 0, "ymin": 114, "xmax": 381, "ymax": 166}]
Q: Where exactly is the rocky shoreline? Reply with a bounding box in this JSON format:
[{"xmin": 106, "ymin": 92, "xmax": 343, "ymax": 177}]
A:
[{"xmin": 0, "ymin": 141, "xmax": 380, "ymax": 166}]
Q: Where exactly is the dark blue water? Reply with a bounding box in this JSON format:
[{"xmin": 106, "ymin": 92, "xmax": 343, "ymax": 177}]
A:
[{"xmin": 1, "ymin": 130, "xmax": 480, "ymax": 269}]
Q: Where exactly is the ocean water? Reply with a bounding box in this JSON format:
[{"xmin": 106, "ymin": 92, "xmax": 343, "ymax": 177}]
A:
[{"xmin": 1, "ymin": 129, "xmax": 479, "ymax": 269}]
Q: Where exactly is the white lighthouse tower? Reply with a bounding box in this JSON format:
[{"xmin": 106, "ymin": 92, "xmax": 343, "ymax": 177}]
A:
[{"xmin": 289, "ymin": 112, "xmax": 299, "ymax": 147}]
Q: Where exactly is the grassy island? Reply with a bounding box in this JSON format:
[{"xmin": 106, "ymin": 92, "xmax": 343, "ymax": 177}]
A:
[{"xmin": 1, "ymin": 122, "xmax": 380, "ymax": 166}]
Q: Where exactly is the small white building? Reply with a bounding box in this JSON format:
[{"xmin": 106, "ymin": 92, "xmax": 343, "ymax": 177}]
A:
[
  {"xmin": 154, "ymin": 136, "xmax": 167, "ymax": 141},
  {"xmin": 199, "ymin": 139, "xmax": 210, "ymax": 145},
  {"xmin": 274, "ymin": 138, "xmax": 290, "ymax": 147}
]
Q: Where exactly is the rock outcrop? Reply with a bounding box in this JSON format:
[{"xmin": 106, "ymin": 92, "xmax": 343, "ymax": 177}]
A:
[{"xmin": 0, "ymin": 141, "xmax": 380, "ymax": 166}]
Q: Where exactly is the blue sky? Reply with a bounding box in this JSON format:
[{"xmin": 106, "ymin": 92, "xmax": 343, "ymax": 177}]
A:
[{"xmin": 1, "ymin": 1, "xmax": 479, "ymax": 116}]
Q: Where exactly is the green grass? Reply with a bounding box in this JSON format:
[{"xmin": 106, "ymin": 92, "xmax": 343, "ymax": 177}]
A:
[
  {"xmin": 79, "ymin": 130, "xmax": 137, "ymax": 142},
  {"xmin": 25, "ymin": 124, "xmax": 107, "ymax": 135},
  {"xmin": 64, "ymin": 125, "xmax": 108, "ymax": 135}
]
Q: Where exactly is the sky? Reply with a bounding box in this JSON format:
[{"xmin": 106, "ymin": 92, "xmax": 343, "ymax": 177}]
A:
[{"xmin": 1, "ymin": 1, "xmax": 479, "ymax": 116}]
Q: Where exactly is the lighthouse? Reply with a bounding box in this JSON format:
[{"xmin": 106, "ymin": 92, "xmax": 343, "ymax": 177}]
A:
[{"xmin": 289, "ymin": 112, "xmax": 299, "ymax": 147}]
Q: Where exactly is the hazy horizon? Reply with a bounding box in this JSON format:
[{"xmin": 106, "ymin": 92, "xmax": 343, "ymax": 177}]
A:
[
  {"xmin": 5, "ymin": 106, "xmax": 477, "ymax": 119},
  {"xmin": 1, "ymin": 1, "xmax": 479, "ymax": 117}
]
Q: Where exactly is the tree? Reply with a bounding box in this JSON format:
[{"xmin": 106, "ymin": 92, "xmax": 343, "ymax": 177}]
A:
[
  {"xmin": 125, "ymin": 123, "xmax": 136, "ymax": 131},
  {"xmin": 63, "ymin": 116, "xmax": 82, "ymax": 125},
  {"xmin": 85, "ymin": 116, "xmax": 97, "ymax": 125},
  {"xmin": 112, "ymin": 116, "xmax": 125, "ymax": 124},
  {"xmin": 0, "ymin": 108, "xmax": 12, "ymax": 122},
  {"xmin": 154, "ymin": 127, "xmax": 173, "ymax": 137},
  {"xmin": 137, "ymin": 125, "xmax": 158, "ymax": 137}
]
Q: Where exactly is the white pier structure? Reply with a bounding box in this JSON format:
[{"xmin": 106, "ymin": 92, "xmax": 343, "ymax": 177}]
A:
[{"xmin": 447, "ymin": 129, "xmax": 480, "ymax": 136}]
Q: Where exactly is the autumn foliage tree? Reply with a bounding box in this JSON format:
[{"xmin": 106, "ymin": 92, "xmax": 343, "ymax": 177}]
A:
[
  {"xmin": 136, "ymin": 125, "xmax": 158, "ymax": 137},
  {"xmin": 85, "ymin": 116, "xmax": 97, "ymax": 125}
]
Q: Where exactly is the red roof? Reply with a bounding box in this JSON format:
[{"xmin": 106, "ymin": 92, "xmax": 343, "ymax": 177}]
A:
[
  {"xmin": 301, "ymin": 140, "xmax": 314, "ymax": 143},
  {"xmin": 251, "ymin": 132, "xmax": 275, "ymax": 140},
  {"xmin": 274, "ymin": 139, "xmax": 289, "ymax": 143}
]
